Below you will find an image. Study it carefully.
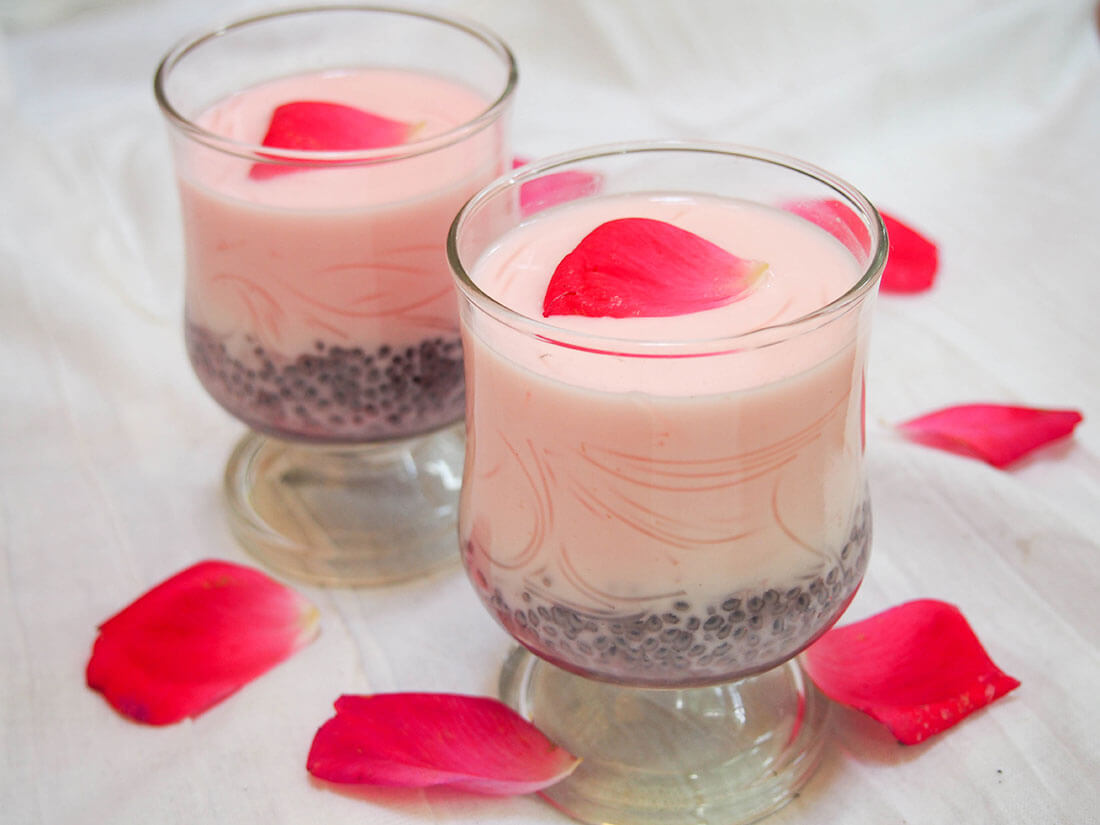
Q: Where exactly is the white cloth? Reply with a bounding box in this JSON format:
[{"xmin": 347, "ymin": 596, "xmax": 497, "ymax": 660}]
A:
[{"xmin": 2, "ymin": 0, "xmax": 1097, "ymax": 822}]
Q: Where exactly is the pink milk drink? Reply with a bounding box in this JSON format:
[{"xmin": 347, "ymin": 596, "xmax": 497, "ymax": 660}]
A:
[
  {"xmin": 180, "ymin": 68, "xmax": 500, "ymax": 443},
  {"xmin": 448, "ymin": 143, "xmax": 887, "ymax": 825},
  {"xmin": 156, "ymin": 7, "xmax": 517, "ymax": 585}
]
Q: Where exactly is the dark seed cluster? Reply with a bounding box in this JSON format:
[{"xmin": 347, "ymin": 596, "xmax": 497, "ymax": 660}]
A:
[
  {"xmin": 473, "ymin": 499, "xmax": 871, "ymax": 687},
  {"xmin": 186, "ymin": 323, "xmax": 465, "ymax": 442}
]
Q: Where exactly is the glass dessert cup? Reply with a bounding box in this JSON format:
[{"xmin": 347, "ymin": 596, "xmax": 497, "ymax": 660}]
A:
[
  {"xmin": 448, "ymin": 143, "xmax": 887, "ymax": 824},
  {"xmin": 154, "ymin": 6, "xmax": 517, "ymax": 585}
]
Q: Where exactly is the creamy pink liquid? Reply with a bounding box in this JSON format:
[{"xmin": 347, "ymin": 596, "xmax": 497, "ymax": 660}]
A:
[
  {"xmin": 177, "ymin": 68, "xmax": 508, "ymax": 441},
  {"xmin": 460, "ymin": 193, "xmax": 873, "ymax": 684}
]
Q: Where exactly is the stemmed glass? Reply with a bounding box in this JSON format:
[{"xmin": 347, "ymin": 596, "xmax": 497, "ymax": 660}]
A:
[
  {"xmin": 448, "ymin": 143, "xmax": 887, "ymax": 824},
  {"xmin": 154, "ymin": 6, "xmax": 516, "ymax": 585}
]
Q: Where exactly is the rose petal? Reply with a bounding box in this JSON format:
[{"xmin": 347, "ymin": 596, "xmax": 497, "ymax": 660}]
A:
[
  {"xmin": 542, "ymin": 217, "xmax": 768, "ymax": 318},
  {"xmin": 879, "ymin": 212, "xmax": 939, "ymax": 293},
  {"xmin": 803, "ymin": 599, "xmax": 1020, "ymax": 745},
  {"xmin": 86, "ymin": 559, "xmax": 319, "ymax": 725},
  {"xmin": 307, "ymin": 693, "xmax": 580, "ymax": 795},
  {"xmin": 785, "ymin": 200, "xmax": 937, "ymax": 293},
  {"xmin": 250, "ymin": 100, "xmax": 413, "ymax": 180},
  {"xmin": 784, "ymin": 198, "xmax": 872, "ymax": 260},
  {"xmin": 513, "ymin": 156, "xmax": 602, "ymax": 216},
  {"xmin": 898, "ymin": 404, "xmax": 1083, "ymax": 468}
]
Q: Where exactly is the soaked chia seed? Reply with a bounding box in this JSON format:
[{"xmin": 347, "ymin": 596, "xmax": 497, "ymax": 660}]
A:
[
  {"xmin": 186, "ymin": 323, "xmax": 465, "ymax": 442},
  {"xmin": 468, "ymin": 498, "xmax": 871, "ymax": 687}
]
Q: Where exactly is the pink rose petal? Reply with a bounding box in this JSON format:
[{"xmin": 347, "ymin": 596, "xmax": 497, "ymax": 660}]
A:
[
  {"xmin": 879, "ymin": 212, "xmax": 939, "ymax": 293},
  {"xmin": 86, "ymin": 559, "xmax": 319, "ymax": 725},
  {"xmin": 803, "ymin": 599, "xmax": 1020, "ymax": 745},
  {"xmin": 250, "ymin": 100, "xmax": 414, "ymax": 180},
  {"xmin": 784, "ymin": 198, "xmax": 872, "ymax": 260},
  {"xmin": 307, "ymin": 693, "xmax": 580, "ymax": 795},
  {"xmin": 785, "ymin": 199, "xmax": 937, "ymax": 293},
  {"xmin": 898, "ymin": 404, "xmax": 1084, "ymax": 468},
  {"xmin": 543, "ymin": 217, "xmax": 768, "ymax": 318},
  {"xmin": 513, "ymin": 156, "xmax": 602, "ymax": 216}
]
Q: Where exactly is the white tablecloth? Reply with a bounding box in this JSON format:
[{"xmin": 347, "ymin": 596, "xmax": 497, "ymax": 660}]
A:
[{"xmin": 3, "ymin": 1, "xmax": 1098, "ymax": 822}]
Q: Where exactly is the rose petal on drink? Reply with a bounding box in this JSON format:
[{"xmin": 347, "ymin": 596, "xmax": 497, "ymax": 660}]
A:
[
  {"xmin": 542, "ymin": 217, "xmax": 768, "ymax": 318},
  {"xmin": 86, "ymin": 560, "xmax": 320, "ymax": 725},
  {"xmin": 897, "ymin": 404, "xmax": 1084, "ymax": 468},
  {"xmin": 307, "ymin": 693, "xmax": 580, "ymax": 795},
  {"xmin": 785, "ymin": 199, "xmax": 937, "ymax": 293},
  {"xmin": 879, "ymin": 212, "xmax": 939, "ymax": 293},
  {"xmin": 802, "ymin": 600, "xmax": 1020, "ymax": 745},
  {"xmin": 250, "ymin": 100, "xmax": 413, "ymax": 179},
  {"xmin": 513, "ymin": 155, "xmax": 602, "ymax": 216}
]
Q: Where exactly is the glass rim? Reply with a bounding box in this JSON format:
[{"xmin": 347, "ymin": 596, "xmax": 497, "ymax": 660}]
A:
[
  {"xmin": 447, "ymin": 140, "xmax": 889, "ymax": 354},
  {"xmin": 152, "ymin": 3, "xmax": 519, "ymax": 165}
]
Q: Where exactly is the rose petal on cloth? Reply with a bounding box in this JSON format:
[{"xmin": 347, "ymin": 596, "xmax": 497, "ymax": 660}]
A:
[
  {"xmin": 307, "ymin": 693, "xmax": 580, "ymax": 795},
  {"xmin": 86, "ymin": 559, "xmax": 319, "ymax": 725},
  {"xmin": 802, "ymin": 600, "xmax": 1020, "ymax": 745},
  {"xmin": 513, "ymin": 156, "xmax": 602, "ymax": 216},
  {"xmin": 879, "ymin": 212, "xmax": 939, "ymax": 293},
  {"xmin": 784, "ymin": 199, "xmax": 937, "ymax": 293},
  {"xmin": 897, "ymin": 404, "xmax": 1084, "ymax": 468},
  {"xmin": 250, "ymin": 100, "xmax": 413, "ymax": 179},
  {"xmin": 542, "ymin": 217, "xmax": 768, "ymax": 318},
  {"xmin": 784, "ymin": 198, "xmax": 872, "ymax": 259}
]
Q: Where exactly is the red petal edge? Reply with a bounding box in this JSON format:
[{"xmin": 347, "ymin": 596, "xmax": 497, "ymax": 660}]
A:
[
  {"xmin": 513, "ymin": 155, "xmax": 602, "ymax": 216},
  {"xmin": 784, "ymin": 198, "xmax": 871, "ymax": 260},
  {"xmin": 898, "ymin": 404, "xmax": 1083, "ymax": 468},
  {"xmin": 879, "ymin": 211, "xmax": 939, "ymax": 293},
  {"xmin": 785, "ymin": 199, "xmax": 937, "ymax": 293},
  {"xmin": 542, "ymin": 217, "xmax": 768, "ymax": 318},
  {"xmin": 86, "ymin": 559, "xmax": 319, "ymax": 725},
  {"xmin": 250, "ymin": 100, "xmax": 413, "ymax": 180},
  {"xmin": 307, "ymin": 693, "xmax": 580, "ymax": 795},
  {"xmin": 803, "ymin": 599, "xmax": 1020, "ymax": 745}
]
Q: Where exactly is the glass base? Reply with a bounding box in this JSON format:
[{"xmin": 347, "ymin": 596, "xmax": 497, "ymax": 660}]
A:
[
  {"xmin": 223, "ymin": 422, "xmax": 464, "ymax": 586},
  {"xmin": 499, "ymin": 647, "xmax": 830, "ymax": 825}
]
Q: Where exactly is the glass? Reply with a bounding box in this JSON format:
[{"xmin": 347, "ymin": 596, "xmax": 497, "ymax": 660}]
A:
[
  {"xmin": 448, "ymin": 142, "xmax": 887, "ymax": 824},
  {"xmin": 154, "ymin": 5, "xmax": 517, "ymax": 585}
]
